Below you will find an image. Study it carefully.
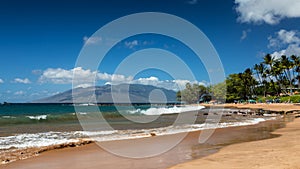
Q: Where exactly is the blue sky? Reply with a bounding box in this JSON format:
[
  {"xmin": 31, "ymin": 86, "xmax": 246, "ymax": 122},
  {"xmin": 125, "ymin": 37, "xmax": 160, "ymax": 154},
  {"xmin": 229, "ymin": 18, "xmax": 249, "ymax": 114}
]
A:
[{"xmin": 1, "ymin": 0, "xmax": 300, "ymax": 102}]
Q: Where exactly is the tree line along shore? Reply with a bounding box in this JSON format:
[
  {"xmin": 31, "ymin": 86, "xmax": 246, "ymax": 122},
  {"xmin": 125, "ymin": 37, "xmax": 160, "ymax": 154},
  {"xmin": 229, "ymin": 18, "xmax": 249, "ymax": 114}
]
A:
[{"xmin": 177, "ymin": 54, "xmax": 300, "ymax": 104}]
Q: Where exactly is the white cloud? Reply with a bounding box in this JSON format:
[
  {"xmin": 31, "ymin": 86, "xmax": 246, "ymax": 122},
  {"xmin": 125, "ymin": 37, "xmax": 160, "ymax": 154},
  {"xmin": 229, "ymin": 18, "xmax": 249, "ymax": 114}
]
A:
[
  {"xmin": 134, "ymin": 76, "xmax": 159, "ymax": 85},
  {"xmin": 83, "ymin": 36, "xmax": 102, "ymax": 45},
  {"xmin": 32, "ymin": 69, "xmax": 42, "ymax": 75},
  {"xmin": 132, "ymin": 77, "xmax": 207, "ymax": 91},
  {"xmin": 39, "ymin": 67, "xmax": 98, "ymax": 86},
  {"xmin": 271, "ymin": 44, "xmax": 300, "ymax": 59},
  {"xmin": 278, "ymin": 30, "xmax": 300, "ymax": 44},
  {"xmin": 39, "ymin": 67, "xmax": 133, "ymax": 88},
  {"xmin": 75, "ymin": 83, "xmax": 93, "ymax": 88},
  {"xmin": 13, "ymin": 78, "xmax": 31, "ymax": 84},
  {"xmin": 0, "ymin": 79, "xmax": 3, "ymax": 83},
  {"xmin": 268, "ymin": 29, "xmax": 300, "ymax": 59},
  {"xmin": 241, "ymin": 29, "xmax": 251, "ymax": 40},
  {"xmin": 39, "ymin": 67, "xmax": 206, "ymax": 91},
  {"xmin": 125, "ymin": 40, "xmax": 138, "ymax": 49},
  {"xmin": 268, "ymin": 29, "xmax": 300, "ymax": 48},
  {"xmin": 107, "ymin": 74, "xmax": 133, "ymax": 83},
  {"xmin": 235, "ymin": 0, "xmax": 300, "ymax": 25},
  {"xmin": 14, "ymin": 90, "xmax": 25, "ymax": 95}
]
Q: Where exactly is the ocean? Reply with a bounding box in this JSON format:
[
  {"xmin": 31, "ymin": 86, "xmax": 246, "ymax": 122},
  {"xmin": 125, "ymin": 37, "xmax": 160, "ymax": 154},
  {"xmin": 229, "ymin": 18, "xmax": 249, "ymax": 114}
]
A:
[{"xmin": 0, "ymin": 104, "xmax": 277, "ymax": 160}]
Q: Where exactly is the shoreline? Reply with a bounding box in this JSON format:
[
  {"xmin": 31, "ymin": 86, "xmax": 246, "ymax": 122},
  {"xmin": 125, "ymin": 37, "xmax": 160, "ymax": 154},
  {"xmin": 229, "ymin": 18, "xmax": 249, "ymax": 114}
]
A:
[
  {"xmin": 3, "ymin": 116, "xmax": 287, "ymax": 168},
  {"xmin": 201, "ymin": 103, "xmax": 300, "ymax": 112},
  {"xmin": 168, "ymin": 117, "xmax": 300, "ymax": 169},
  {"xmin": 2, "ymin": 103, "xmax": 298, "ymax": 169},
  {"xmin": 167, "ymin": 103, "xmax": 300, "ymax": 169},
  {"xmin": 4, "ymin": 121, "xmax": 284, "ymax": 169}
]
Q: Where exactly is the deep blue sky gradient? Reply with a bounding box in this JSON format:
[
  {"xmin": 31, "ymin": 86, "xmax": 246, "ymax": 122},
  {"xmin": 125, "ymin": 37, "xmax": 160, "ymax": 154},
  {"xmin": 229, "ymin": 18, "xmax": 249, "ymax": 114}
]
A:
[{"xmin": 0, "ymin": 0, "xmax": 299, "ymax": 102}]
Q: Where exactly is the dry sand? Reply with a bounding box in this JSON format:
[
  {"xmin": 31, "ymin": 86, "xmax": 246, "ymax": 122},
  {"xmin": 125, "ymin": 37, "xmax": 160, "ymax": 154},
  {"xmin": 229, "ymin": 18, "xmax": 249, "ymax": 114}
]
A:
[
  {"xmin": 204, "ymin": 103, "xmax": 300, "ymax": 112},
  {"xmin": 169, "ymin": 104, "xmax": 300, "ymax": 169}
]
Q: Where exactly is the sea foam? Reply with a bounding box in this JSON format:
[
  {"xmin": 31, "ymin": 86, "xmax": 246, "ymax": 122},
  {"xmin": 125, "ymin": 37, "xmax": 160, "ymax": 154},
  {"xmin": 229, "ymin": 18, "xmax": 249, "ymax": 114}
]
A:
[
  {"xmin": 26, "ymin": 115, "xmax": 47, "ymax": 120},
  {"xmin": 129, "ymin": 105, "xmax": 204, "ymax": 115},
  {"xmin": 0, "ymin": 117, "xmax": 276, "ymax": 150}
]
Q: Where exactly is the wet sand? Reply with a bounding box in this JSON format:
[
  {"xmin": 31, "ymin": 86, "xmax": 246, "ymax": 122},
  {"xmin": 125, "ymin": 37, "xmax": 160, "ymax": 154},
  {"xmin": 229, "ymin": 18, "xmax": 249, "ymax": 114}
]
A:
[
  {"xmin": 3, "ymin": 118, "xmax": 286, "ymax": 169},
  {"xmin": 169, "ymin": 117, "xmax": 300, "ymax": 169},
  {"xmin": 167, "ymin": 103, "xmax": 300, "ymax": 169}
]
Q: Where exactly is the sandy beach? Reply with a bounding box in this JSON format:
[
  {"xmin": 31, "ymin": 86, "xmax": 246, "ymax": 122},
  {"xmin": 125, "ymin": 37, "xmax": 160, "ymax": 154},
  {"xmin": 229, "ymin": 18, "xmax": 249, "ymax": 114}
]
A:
[
  {"xmin": 168, "ymin": 103, "xmax": 300, "ymax": 169},
  {"xmin": 3, "ymin": 119, "xmax": 284, "ymax": 169},
  {"xmin": 2, "ymin": 103, "xmax": 299, "ymax": 169},
  {"xmin": 169, "ymin": 118, "xmax": 300, "ymax": 169},
  {"xmin": 206, "ymin": 103, "xmax": 300, "ymax": 112}
]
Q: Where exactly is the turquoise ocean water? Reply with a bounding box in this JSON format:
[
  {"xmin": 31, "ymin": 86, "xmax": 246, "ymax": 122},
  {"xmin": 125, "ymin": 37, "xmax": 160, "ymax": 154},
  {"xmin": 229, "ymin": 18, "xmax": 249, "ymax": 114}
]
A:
[{"xmin": 0, "ymin": 104, "xmax": 275, "ymax": 151}]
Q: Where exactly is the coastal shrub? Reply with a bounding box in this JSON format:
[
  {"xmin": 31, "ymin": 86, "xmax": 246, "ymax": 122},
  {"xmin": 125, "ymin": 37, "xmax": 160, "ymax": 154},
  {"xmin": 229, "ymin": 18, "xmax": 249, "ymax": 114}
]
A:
[
  {"xmin": 256, "ymin": 96, "xmax": 276, "ymax": 103},
  {"xmin": 280, "ymin": 95, "xmax": 300, "ymax": 103},
  {"xmin": 257, "ymin": 95, "xmax": 300, "ymax": 103}
]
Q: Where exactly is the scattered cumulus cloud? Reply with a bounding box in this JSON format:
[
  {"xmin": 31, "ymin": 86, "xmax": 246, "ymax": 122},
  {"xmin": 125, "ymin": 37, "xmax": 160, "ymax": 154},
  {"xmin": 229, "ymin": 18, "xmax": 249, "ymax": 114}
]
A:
[
  {"xmin": 131, "ymin": 76, "xmax": 207, "ymax": 91},
  {"xmin": 271, "ymin": 44, "xmax": 300, "ymax": 59},
  {"xmin": 39, "ymin": 67, "xmax": 133, "ymax": 88},
  {"xmin": 268, "ymin": 29, "xmax": 300, "ymax": 59},
  {"xmin": 13, "ymin": 78, "xmax": 31, "ymax": 84},
  {"xmin": 134, "ymin": 76, "xmax": 159, "ymax": 85},
  {"xmin": 125, "ymin": 40, "xmax": 139, "ymax": 49},
  {"xmin": 124, "ymin": 40, "xmax": 155, "ymax": 49},
  {"xmin": 0, "ymin": 79, "xmax": 3, "ymax": 83},
  {"xmin": 32, "ymin": 69, "xmax": 42, "ymax": 75},
  {"xmin": 39, "ymin": 67, "xmax": 97, "ymax": 85},
  {"xmin": 14, "ymin": 91, "xmax": 26, "ymax": 95},
  {"xmin": 241, "ymin": 29, "xmax": 251, "ymax": 40},
  {"xmin": 268, "ymin": 29, "xmax": 300, "ymax": 48},
  {"xmin": 39, "ymin": 67, "xmax": 205, "ymax": 91},
  {"xmin": 235, "ymin": 0, "xmax": 300, "ymax": 25},
  {"xmin": 83, "ymin": 36, "xmax": 102, "ymax": 45}
]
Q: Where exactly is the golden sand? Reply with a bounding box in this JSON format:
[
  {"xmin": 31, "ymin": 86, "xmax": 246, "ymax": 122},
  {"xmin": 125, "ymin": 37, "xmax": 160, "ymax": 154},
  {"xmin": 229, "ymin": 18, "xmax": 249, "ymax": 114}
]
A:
[{"xmin": 169, "ymin": 104, "xmax": 300, "ymax": 169}]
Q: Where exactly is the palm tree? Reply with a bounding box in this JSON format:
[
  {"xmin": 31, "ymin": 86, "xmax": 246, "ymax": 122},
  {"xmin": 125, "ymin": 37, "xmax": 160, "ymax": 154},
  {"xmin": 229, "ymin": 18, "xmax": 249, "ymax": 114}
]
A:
[
  {"xmin": 253, "ymin": 62, "xmax": 267, "ymax": 97},
  {"xmin": 264, "ymin": 54, "xmax": 274, "ymax": 68},
  {"xmin": 291, "ymin": 55, "xmax": 300, "ymax": 90},
  {"xmin": 280, "ymin": 55, "xmax": 294, "ymax": 95},
  {"xmin": 272, "ymin": 59, "xmax": 286, "ymax": 95},
  {"xmin": 257, "ymin": 63, "xmax": 267, "ymax": 97},
  {"xmin": 254, "ymin": 64, "xmax": 262, "ymax": 84},
  {"xmin": 264, "ymin": 54, "xmax": 280, "ymax": 82}
]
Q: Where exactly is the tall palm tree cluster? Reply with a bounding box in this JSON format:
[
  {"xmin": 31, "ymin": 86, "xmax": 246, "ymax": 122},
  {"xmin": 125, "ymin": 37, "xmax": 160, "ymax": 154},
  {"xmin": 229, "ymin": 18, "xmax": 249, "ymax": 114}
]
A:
[
  {"xmin": 253, "ymin": 54, "xmax": 300, "ymax": 97},
  {"xmin": 178, "ymin": 54, "xmax": 300, "ymax": 103}
]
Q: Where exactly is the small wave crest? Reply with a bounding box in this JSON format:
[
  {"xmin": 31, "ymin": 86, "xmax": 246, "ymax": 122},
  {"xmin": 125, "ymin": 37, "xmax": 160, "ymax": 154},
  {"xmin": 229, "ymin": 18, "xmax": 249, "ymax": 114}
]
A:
[
  {"xmin": 0, "ymin": 130, "xmax": 117, "ymax": 150},
  {"xmin": 129, "ymin": 106, "xmax": 205, "ymax": 115},
  {"xmin": 26, "ymin": 115, "xmax": 47, "ymax": 120},
  {"xmin": 1, "ymin": 116, "xmax": 16, "ymax": 119},
  {"xmin": 0, "ymin": 116, "xmax": 273, "ymax": 150}
]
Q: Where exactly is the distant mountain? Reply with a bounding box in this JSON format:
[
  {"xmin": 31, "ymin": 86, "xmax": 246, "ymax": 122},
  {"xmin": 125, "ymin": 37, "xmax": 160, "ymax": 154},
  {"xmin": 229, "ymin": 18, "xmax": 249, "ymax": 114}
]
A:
[{"xmin": 33, "ymin": 84, "xmax": 177, "ymax": 103}]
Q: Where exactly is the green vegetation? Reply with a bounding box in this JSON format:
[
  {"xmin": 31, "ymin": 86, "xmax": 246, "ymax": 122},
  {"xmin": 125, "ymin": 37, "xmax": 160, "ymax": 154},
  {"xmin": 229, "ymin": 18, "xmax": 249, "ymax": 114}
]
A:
[
  {"xmin": 226, "ymin": 68, "xmax": 257, "ymax": 102},
  {"xmin": 210, "ymin": 82, "xmax": 226, "ymax": 101},
  {"xmin": 280, "ymin": 95, "xmax": 300, "ymax": 103},
  {"xmin": 178, "ymin": 54, "xmax": 300, "ymax": 104},
  {"xmin": 180, "ymin": 83, "xmax": 207, "ymax": 104}
]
